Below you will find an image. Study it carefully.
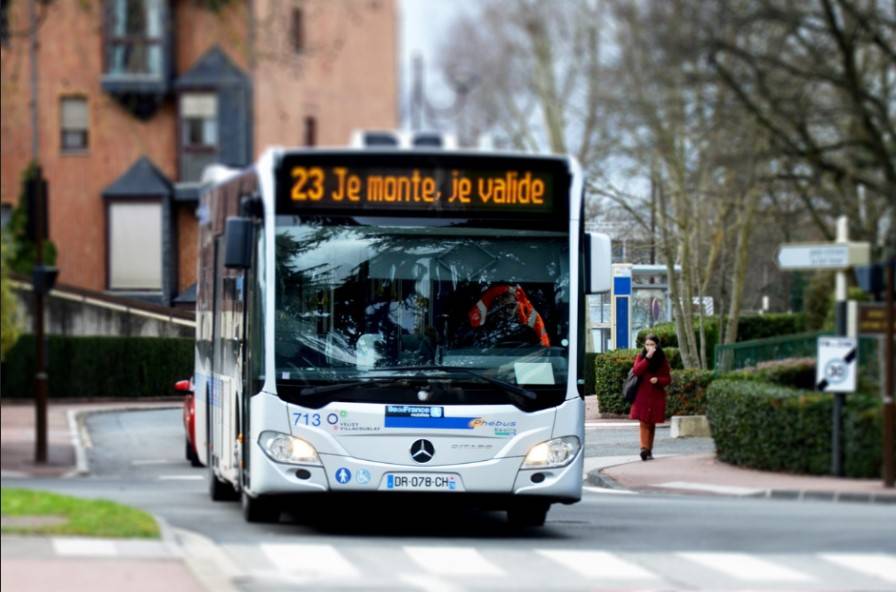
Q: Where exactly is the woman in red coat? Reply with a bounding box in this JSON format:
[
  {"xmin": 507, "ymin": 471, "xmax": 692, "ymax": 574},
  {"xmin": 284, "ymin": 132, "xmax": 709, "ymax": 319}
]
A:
[{"xmin": 629, "ymin": 334, "xmax": 671, "ymax": 461}]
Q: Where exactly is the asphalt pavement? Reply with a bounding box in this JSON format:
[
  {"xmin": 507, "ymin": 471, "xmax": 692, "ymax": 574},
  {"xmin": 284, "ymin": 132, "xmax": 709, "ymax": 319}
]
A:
[{"xmin": 3, "ymin": 405, "xmax": 895, "ymax": 591}]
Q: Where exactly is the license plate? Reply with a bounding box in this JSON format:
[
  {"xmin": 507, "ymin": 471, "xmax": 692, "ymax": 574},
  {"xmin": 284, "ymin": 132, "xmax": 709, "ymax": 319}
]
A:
[{"xmin": 380, "ymin": 472, "xmax": 463, "ymax": 492}]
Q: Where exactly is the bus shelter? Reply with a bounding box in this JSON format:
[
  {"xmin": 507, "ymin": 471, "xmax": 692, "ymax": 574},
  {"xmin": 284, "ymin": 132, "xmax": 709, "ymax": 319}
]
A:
[{"xmin": 587, "ymin": 264, "xmax": 677, "ymax": 352}]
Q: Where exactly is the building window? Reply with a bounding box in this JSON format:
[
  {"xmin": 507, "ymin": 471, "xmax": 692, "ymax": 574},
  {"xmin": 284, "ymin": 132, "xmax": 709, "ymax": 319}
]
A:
[
  {"xmin": 290, "ymin": 7, "xmax": 304, "ymax": 53},
  {"xmin": 60, "ymin": 97, "xmax": 89, "ymax": 152},
  {"xmin": 182, "ymin": 93, "xmax": 217, "ymax": 148},
  {"xmin": 108, "ymin": 201, "xmax": 162, "ymax": 290},
  {"xmin": 106, "ymin": 0, "xmax": 163, "ymax": 77},
  {"xmin": 303, "ymin": 116, "xmax": 316, "ymax": 147},
  {"xmin": 180, "ymin": 93, "xmax": 218, "ymax": 182}
]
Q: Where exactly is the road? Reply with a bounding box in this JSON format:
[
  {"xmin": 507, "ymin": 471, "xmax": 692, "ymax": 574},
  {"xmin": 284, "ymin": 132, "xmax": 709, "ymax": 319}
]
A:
[{"xmin": 6, "ymin": 408, "xmax": 896, "ymax": 591}]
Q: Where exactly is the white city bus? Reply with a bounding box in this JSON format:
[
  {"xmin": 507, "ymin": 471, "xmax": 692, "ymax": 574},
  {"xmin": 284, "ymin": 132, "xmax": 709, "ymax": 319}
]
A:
[{"xmin": 192, "ymin": 140, "xmax": 611, "ymax": 526}]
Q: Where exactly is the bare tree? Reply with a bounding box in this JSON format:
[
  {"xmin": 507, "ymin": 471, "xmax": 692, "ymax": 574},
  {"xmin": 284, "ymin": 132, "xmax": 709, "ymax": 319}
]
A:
[{"xmin": 704, "ymin": 0, "xmax": 896, "ymax": 255}]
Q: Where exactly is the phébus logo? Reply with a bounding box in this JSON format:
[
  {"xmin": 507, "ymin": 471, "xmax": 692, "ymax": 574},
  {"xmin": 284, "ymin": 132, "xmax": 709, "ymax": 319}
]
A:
[{"xmin": 468, "ymin": 418, "xmax": 518, "ymax": 429}]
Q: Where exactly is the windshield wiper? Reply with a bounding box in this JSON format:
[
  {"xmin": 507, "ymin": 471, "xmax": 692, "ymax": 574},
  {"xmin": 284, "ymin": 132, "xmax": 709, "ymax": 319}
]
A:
[
  {"xmin": 299, "ymin": 378, "xmax": 406, "ymax": 397},
  {"xmin": 373, "ymin": 365, "xmax": 537, "ymax": 401}
]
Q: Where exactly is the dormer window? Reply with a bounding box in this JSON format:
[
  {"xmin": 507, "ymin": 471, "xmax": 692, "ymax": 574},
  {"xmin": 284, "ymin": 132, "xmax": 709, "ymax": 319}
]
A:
[
  {"xmin": 106, "ymin": 0, "xmax": 163, "ymax": 78},
  {"xmin": 180, "ymin": 93, "xmax": 219, "ymax": 182},
  {"xmin": 101, "ymin": 0, "xmax": 171, "ymax": 119}
]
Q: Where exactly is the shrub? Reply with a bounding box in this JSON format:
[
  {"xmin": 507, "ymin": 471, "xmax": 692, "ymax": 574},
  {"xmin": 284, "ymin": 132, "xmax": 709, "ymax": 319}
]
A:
[
  {"xmin": 593, "ymin": 349, "xmax": 639, "ymax": 415},
  {"xmin": 636, "ymin": 323, "xmax": 683, "ymax": 349},
  {"xmin": 736, "ymin": 313, "xmax": 806, "ymax": 341},
  {"xmin": 637, "ymin": 313, "xmax": 806, "ymax": 369},
  {"xmin": 663, "ymin": 347, "xmax": 683, "ymax": 370},
  {"xmin": 666, "ymin": 368, "xmax": 713, "ymax": 417},
  {"xmin": 724, "ymin": 357, "xmax": 817, "ymax": 390},
  {"xmin": 637, "ymin": 321, "xmax": 720, "ymax": 368},
  {"xmin": 706, "ymin": 379, "xmax": 890, "ymax": 478},
  {"xmin": 1, "ymin": 335, "xmax": 194, "ymax": 398}
]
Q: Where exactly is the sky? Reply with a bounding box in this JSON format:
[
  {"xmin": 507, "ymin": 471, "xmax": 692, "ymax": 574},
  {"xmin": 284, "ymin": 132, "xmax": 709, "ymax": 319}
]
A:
[{"xmin": 398, "ymin": 0, "xmax": 483, "ymax": 128}]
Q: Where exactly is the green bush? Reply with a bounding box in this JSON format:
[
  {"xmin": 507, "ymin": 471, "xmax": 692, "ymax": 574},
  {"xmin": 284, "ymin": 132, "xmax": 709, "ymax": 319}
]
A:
[
  {"xmin": 637, "ymin": 321, "xmax": 720, "ymax": 368},
  {"xmin": 593, "ymin": 349, "xmax": 639, "ymax": 415},
  {"xmin": 637, "ymin": 313, "xmax": 805, "ymax": 369},
  {"xmin": 636, "ymin": 323, "xmax": 684, "ymax": 349},
  {"xmin": 666, "ymin": 368, "xmax": 713, "ymax": 417},
  {"xmin": 1, "ymin": 335, "xmax": 194, "ymax": 398},
  {"xmin": 736, "ymin": 313, "xmax": 806, "ymax": 341},
  {"xmin": 723, "ymin": 357, "xmax": 816, "ymax": 390},
  {"xmin": 706, "ymin": 379, "xmax": 891, "ymax": 478},
  {"xmin": 663, "ymin": 347, "xmax": 683, "ymax": 370}
]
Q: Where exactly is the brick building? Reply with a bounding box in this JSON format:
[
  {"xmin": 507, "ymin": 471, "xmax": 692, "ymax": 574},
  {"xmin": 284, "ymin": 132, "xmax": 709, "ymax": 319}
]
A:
[{"xmin": 1, "ymin": 0, "xmax": 397, "ymax": 306}]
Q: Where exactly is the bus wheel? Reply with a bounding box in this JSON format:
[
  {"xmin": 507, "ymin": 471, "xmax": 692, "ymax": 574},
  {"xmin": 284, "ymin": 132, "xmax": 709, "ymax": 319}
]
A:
[
  {"xmin": 209, "ymin": 465, "xmax": 238, "ymax": 501},
  {"xmin": 507, "ymin": 501, "xmax": 550, "ymax": 528},
  {"xmin": 242, "ymin": 490, "xmax": 280, "ymax": 523}
]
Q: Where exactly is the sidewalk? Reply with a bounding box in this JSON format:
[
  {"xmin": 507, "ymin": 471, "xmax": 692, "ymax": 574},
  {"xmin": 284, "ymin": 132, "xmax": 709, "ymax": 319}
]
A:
[
  {"xmin": 588, "ymin": 452, "xmax": 896, "ymax": 504},
  {"xmin": 1, "ymin": 399, "xmax": 179, "ymax": 478},
  {"xmin": 0, "ymin": 535, "xmax": 205, "ymax": 592},
  {"xmin": 1, "ymin": 399, "xmax": 204, "ymax": 592}
]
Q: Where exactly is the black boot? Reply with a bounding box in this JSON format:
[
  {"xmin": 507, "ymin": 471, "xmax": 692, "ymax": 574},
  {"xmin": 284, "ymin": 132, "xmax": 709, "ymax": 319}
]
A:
[
  {"xmin": 646, "ymin": 449, "xmax": 654, "ymax": 460},
  {"xmin": 640, "ymin": 448, "xmax": 649, "ymax": 461}
]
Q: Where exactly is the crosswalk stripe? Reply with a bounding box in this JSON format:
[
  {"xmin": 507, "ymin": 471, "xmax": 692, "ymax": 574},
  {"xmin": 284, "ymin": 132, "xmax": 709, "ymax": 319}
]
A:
[
  {"xmin": 404, "ymin": 546, "xmax": 504, "ymax": 576},
  {"xmin": 53, "ymin": 537, "xmax": 117, "ymax": 557},
  {"xmin": 537, "ymin": 549, "xmax": 658, "ymax": 580},
  {"xmin": 399, "ymin": 573, "xmax": 466, "ymax": 592},
  {"xmin": 261, "ymin": 543, "xmax": 360, "ymax": 579},
  {"xmin": 820, "ymin": 553, "xmax": 896, "ymax": 583},
  {"xmin": 678, "ymin": 552, "xmax": 813, "ymax": 582}
]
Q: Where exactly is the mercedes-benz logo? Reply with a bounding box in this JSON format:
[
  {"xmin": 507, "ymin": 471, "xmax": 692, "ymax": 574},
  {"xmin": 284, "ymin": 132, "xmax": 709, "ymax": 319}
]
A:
[{"xmin": 410, "ymin": 439, "xmax": 435, "ymax": 463}]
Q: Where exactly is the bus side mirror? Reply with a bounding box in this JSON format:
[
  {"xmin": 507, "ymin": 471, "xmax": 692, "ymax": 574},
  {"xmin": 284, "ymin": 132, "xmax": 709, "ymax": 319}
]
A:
[
  {"xmin": 584, "ymin": 232, "xmax": 611, "ymax": 293},
  {"xmin": 224, "ymin": 217, "xmax": 253, "ymax": 269}
]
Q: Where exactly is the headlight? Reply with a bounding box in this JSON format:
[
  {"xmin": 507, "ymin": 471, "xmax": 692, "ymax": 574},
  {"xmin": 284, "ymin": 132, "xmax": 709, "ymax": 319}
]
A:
[
  {"xmin": 522, "ymin": 436, "xmax": 580, "ymax": 469},
  {"xmin": 258, "ymin": 431, "xmax": 321, "ymax": 466}
]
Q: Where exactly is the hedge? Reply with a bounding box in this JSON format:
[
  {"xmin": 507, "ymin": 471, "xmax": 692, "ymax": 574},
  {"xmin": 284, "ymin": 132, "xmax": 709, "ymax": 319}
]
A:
[
  {"xmin": 665, "ymin": 368, "xmax": 713, "ymax": 417},
  {"xmin": 1, "ymin": 335, "xmax": 194, "ymax": 398},
  {"xmin": 593, "ymin": 348, "xmax": 640, "ymax": 415},
  {"xmin": 706, "ymin": 379, "xmax": 891, "ymax": 478},
  {"xmin": 723, "ymin": 357, "xmax": 816, "ymax": 390},
  {"xmin": 636, "ymin": 313, "xmax": 806, "ymax": 368}
]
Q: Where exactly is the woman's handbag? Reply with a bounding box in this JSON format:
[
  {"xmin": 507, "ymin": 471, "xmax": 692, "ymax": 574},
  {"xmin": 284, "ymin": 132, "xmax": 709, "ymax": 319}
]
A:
[{"xmin": 622, "ymin": 370, "xmax": 639, "ymax": 403}]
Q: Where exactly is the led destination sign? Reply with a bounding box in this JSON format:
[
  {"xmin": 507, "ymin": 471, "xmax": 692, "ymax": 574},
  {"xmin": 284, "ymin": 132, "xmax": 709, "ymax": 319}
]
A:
[{"xmin": 275, "ymin": 153, "xmax": 568, "ymax": 219}]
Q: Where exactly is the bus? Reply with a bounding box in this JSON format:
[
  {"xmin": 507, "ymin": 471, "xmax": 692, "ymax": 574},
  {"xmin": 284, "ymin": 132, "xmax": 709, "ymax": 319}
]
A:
[{"xmin": 192, "ymin": 137, "xmax": 611, "ymax": 527}]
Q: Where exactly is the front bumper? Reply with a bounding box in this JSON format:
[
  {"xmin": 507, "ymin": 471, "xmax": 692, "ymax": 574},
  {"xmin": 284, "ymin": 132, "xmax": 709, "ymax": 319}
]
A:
[{"xmin": 247, "ymin": 445, "xmax": 583, "ymax": 504}]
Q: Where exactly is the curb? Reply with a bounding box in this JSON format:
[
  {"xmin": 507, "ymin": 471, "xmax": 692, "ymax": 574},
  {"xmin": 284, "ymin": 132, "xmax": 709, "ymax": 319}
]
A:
[
  {"xmin": 64, "ymin": 404, "xmax": 182, "ymax": 479},
  {"xmin": 586, "ymin": 464, "xmax": 896, "ymax": 505},
  {"xmin": 174, "ymin": 527, "xmax": 242, "ymax": 592},
  {"xmin": 761, "ymin": 488, "xmax": 896, "ymax": 505},
  {"xmin": 585, "ymin": 468, "xmax": 629, "ymax": 491},
  {"xmin": 65, "ymin": 409, "xmax": 90, "ymax": 477}
]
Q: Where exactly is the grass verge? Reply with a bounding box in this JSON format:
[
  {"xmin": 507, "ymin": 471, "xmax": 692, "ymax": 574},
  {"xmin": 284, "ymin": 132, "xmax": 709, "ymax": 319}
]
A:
[{"xmin": 1, "ymin": 487, "xmax": 160, "ymax": 538}]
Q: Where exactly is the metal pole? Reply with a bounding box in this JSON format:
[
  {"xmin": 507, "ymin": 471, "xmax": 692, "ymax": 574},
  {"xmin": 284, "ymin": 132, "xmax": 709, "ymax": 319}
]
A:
[
  {"xmin": 33, "ymin": 169, "xmax": 47, "ymax": 464},
  {"xmin": 29, "ymin": 0, "xmax": 48, "ymax": 464},
  {"xmin": 29, "ymin": 0, "xmax": 39, "ymax": 160},
  {"xmin": 884, "ymin": 258, "xmax": 894, "ymax": 488},
  {"xmin": 832, "ymin": 216, "xmax": 848, "ymax": 477}
]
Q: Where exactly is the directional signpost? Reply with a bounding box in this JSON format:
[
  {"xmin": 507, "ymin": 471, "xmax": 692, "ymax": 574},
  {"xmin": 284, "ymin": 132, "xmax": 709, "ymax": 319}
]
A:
[
  {"xmin": 777, "ymin": 242, "xmax": 870, "ymax": 270},
  {"xmin": 777, "ymin": 218, "xmax": 871, "ymax": 477}
]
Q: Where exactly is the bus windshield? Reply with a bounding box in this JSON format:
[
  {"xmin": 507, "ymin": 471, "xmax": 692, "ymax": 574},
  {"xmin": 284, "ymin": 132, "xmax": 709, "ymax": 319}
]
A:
[{"xmin": 274, "ymin": 217, "xmax": 570, "ymax": 392}]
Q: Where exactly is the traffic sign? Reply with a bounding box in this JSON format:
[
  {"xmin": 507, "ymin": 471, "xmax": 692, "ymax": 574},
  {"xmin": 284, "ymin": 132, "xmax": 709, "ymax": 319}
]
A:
[
  {"xmin": 777, "ymin": 242, "xmax": 870, "ymax": 270},
  {"xmin": 816, "ymin": 337, "xmax": 857, "ymax": 393}
]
